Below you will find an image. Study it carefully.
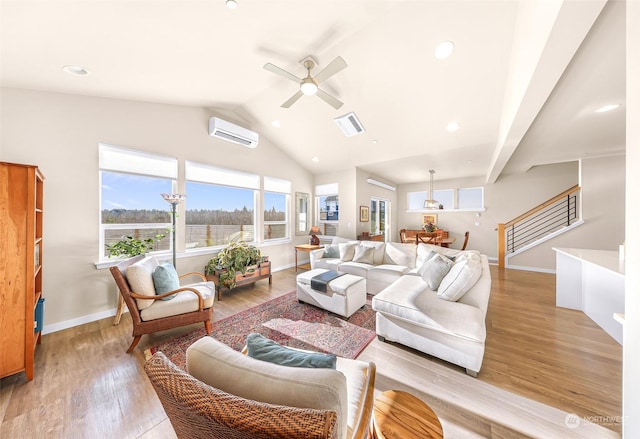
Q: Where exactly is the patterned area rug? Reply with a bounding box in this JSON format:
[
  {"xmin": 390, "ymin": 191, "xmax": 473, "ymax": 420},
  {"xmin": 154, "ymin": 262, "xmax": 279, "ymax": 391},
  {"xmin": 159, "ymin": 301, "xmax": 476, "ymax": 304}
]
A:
[{"xmin": 147, "ymin": 291, "xmax": 376, "ymax": 369}]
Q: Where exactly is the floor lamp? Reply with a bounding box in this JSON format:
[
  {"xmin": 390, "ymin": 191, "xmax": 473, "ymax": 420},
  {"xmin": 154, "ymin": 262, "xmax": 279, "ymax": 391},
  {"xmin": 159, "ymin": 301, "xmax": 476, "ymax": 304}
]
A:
[{"xmin": 161, "ymin": 193, "xmax": 186, "ymax": 267}]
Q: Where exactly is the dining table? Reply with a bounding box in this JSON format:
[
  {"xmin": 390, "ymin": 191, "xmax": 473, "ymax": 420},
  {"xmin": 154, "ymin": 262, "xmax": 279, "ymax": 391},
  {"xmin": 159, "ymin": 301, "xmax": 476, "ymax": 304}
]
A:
[{"xmin": 415, "ymin": 232, "xmax": 456, "ymax": 248}]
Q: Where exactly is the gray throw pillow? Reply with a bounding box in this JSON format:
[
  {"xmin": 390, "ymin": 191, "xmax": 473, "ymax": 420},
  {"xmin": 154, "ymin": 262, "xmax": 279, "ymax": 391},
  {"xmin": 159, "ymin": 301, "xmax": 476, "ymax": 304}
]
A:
[
  {"xmin": 246, "ymin": 333, "xmax": 337, "ymax": 369},
  {"xmin": 352, "ymin": 246, "xmax": 375, "ymax": 264},
  {"xmin": 152, "ymin": 262, "xmax": 180, "ymax": 300},
  {"xmin": 420, "ymin": 254, "xmax": 454, "ymax": 290},
  {"xmin": 323, "ymin": 244, "xmax": 340, "ymax": 259}
]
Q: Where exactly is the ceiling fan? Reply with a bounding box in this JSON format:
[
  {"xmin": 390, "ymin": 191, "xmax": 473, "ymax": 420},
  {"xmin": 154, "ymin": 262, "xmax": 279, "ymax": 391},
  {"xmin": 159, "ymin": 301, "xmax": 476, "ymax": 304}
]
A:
[{"xmin": 263, "ymin": 56, "xmax": 347, "ymax": 109}]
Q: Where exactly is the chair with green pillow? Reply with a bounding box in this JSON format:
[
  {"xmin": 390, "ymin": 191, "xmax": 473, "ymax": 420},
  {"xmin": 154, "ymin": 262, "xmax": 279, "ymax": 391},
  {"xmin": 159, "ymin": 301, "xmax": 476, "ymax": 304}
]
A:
[
  {"xmin": 109, "ymin": 255, "xmax": 215, "ymax": 353},
  {"xmin": 144, "ymin": 335, "xmax": 376, "ymax": 439}
]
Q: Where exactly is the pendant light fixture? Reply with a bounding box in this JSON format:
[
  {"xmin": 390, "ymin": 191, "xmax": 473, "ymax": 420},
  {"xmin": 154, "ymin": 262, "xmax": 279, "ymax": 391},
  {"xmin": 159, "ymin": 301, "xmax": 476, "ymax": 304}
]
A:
[{"xmin": 424, "ymin": 169, "xmax": 439, "ymax": 209}]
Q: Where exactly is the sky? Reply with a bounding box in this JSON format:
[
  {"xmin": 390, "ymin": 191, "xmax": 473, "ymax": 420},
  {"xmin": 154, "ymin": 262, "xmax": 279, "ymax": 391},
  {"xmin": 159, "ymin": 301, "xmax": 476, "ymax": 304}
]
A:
[{"xmin": 101, "ymin": 172, "xmax": 285, "ymax": 212}]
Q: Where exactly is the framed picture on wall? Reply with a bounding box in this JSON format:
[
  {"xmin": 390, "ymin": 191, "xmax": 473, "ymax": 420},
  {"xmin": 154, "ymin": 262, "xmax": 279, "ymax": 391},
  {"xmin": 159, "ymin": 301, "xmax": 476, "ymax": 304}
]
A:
[
  {"xmin": 422, "ymin": 214, "xmax": 438, "ymax": 226},
  {"xmin": 360, "ymin": 206, "xmax": 369, "ymax": 222}
]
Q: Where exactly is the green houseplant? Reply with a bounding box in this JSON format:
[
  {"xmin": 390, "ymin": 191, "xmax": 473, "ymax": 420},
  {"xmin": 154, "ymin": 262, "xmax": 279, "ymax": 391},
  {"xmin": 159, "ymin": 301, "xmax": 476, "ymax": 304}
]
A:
[
  {"xmin": 205, "ymin": 241, "xmax": 261, "ymax": 289},
  {"xmin": 106, "ymin": 234, "xmax": 165, "ymax": 258}
]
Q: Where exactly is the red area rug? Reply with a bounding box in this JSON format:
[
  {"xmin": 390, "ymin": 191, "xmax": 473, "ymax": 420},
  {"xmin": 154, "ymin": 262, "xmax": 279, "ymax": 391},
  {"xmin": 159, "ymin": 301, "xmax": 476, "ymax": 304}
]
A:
[{"xmin": 147, "ymin": 291, "xmax": 376, "ymax": 369}]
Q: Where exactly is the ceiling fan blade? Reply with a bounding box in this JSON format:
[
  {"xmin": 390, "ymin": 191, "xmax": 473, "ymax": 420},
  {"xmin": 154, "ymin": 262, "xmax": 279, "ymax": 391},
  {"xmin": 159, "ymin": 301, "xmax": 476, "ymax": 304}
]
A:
[
  {"xmin": 314, "ymin": 56, "xmax": 347, "ymax": 84},
  {"xmin": 281, "ymin": 90, "xmax": 304, "ymax": 108},
  {"xmin": 316, "ymin": 89, "xmax": 344, "ymax": 110},
  {"xmin": 263, "ymin": 63, "xmax": 301, "ymax": 83}
]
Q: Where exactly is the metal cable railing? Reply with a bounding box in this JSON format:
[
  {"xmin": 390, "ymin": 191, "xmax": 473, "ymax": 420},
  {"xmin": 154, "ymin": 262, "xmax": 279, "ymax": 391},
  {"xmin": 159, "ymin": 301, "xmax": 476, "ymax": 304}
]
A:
[{"xmin": 497, "ymin": 185, "xmax": 581, "ymax": 267}]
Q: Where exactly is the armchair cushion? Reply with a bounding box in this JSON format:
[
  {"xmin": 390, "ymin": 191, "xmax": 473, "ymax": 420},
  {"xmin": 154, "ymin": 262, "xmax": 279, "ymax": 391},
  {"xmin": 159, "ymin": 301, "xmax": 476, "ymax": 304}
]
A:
[
  {"xmin": 187, "ymin": 337, "xmax": 349, "ymax": 439},
  {"xmin": 246, "ymin": 333, "xmax": 337, "ymax": 369},
  {"xmin": 153, "ymin": 262, "xmax": 180, "ymax": 300},
  {"xmin": 126, "ymin": 256, "xmax": 160, "ymax": 309},
  {"xmin": 139, "ymin": 281, "xmax": 215, "ymax": 321}
]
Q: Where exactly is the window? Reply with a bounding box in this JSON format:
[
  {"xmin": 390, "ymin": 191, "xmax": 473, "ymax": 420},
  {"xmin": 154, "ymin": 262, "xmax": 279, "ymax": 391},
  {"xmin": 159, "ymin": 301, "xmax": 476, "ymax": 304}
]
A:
[
  {"xmin": 263, "ymin": 176, "xmax": 290, "ymax": 241},
  {"xmin": 316, "ymin": 183, "xmax": 339, "ymax": 236},
  {"xmin": 457, "ymin": 187, "xmax": 484, "ymax": 209},
  {"xmin": 99, "ymin": 144, "xmax": 175, "ymax": 259},
  {"xmin": 407, "ymin": 187, "xmax": 482, "ymax": 211},
  {"xmin": 185, "ymin": 161, "xmax": 259, "ymax": 247},
  {"xmin": 370, "ymin": 198, "xmax": 388, "ymax": 238}
]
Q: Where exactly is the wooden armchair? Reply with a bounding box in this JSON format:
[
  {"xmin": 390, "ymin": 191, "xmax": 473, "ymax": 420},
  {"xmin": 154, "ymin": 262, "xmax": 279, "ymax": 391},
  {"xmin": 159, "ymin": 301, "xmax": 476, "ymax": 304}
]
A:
[{"xmin": 109, "ymin": 255, "xmax": 214, "ymax": 353}]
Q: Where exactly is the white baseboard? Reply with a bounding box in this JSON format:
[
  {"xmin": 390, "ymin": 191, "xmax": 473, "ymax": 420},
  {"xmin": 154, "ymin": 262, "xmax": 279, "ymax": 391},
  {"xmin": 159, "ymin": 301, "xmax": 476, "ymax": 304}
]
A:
[
  {"xmin": 42, "ymin": 307, "xmax": 123, "ymax": 335},
  {"xmin": 43, "ymin": 263, "xmax": 295, "ymax": 334},
  {"xmin": 505, "ymin": 264, "xmax": 556, "ymax": 274}
]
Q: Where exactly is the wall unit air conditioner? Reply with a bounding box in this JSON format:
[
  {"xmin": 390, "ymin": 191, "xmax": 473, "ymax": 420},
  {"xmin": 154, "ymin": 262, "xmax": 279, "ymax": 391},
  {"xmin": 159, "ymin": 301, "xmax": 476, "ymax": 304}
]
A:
[{"xmin": 208, "ymin": 117, "xmax": 259, "ymax": 148}]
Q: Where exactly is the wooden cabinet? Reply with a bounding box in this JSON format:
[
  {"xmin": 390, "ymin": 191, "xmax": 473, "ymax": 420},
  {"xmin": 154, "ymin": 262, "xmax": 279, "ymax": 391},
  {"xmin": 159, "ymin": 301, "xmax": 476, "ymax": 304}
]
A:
[{"xmin": 0, "ymin": 162, "xmax": 44, "ymax": 381}]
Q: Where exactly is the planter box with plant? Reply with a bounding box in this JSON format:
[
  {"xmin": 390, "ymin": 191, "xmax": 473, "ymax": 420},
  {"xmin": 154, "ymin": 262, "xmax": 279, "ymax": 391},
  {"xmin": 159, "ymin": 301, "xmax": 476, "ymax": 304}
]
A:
[
  {"xmin": 106, "ymin": 234, "xmax": 166, "ymax": 258},
  {"xmin": 205, "ymin": 241, "xmax": 271, "ymax": 299}
]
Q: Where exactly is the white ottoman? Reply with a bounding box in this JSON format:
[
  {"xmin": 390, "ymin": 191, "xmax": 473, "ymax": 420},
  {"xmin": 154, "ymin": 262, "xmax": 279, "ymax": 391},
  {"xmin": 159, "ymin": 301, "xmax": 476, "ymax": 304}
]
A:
[{"xmin": 296, "ymin": 268, "xmax": 367, "ymax": 318}]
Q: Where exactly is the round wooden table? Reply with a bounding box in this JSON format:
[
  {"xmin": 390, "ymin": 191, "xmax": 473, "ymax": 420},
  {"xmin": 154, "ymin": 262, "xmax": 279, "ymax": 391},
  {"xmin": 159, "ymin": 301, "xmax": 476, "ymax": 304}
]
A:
[{"xmin": 372, "ymin": 390, "xmax": 443, "ymax": 438}]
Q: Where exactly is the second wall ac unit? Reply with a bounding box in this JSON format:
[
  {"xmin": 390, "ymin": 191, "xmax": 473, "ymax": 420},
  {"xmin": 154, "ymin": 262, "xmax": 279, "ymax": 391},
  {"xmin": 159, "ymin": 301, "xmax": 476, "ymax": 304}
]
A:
[{"xmin": 208, "ymin": 117, "xmax": 259, "ymax": 148}]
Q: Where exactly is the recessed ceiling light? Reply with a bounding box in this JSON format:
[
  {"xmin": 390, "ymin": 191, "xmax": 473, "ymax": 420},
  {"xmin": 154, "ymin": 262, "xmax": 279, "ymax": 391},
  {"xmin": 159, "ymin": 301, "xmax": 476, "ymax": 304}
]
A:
[
  {"xmin": 312, "ymin": 156, "xmax": 319, "ymax": 163},
  {"xmin": 434, "ymin": 41, "xmax": 455, "ymax": 60},
  {"xmin": 271, "ymin": 120, "xmax": 281, "ymax": 128},
  {"xmin": 595, "ymin": 104, "xmax": 620, "ymax": 113},
  {"xmin": 372, "ymin": 140, "xmax": 378, "ymax": 144},
  {"xmin": 446, "ymin": 121, "xmax": 460, "ymax": 132},
  {"xmin": 226, "ymin": 0, "xmax": 238, "ymax": 9},
  {"xmin": 62, "ymin": 65, "xmax": 90, "ymax": 76}
]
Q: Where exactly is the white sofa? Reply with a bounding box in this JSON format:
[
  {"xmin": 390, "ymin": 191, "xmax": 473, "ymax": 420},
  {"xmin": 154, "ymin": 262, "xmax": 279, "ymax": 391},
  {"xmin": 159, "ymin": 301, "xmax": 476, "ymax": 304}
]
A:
[{"xmin": 310, "ymin": 238, "xmax": 491, "ymax": 376}]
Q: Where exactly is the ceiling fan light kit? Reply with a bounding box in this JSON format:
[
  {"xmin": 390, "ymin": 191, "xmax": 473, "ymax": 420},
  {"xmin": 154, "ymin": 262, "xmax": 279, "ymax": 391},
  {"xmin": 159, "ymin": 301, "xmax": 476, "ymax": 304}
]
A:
[{"xmin": 263, "ymin": 56, "xmax": 347, "ymax": 109}]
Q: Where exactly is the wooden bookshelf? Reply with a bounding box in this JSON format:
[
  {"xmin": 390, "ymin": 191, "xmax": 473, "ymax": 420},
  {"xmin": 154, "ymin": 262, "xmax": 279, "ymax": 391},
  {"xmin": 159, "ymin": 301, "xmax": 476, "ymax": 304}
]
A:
[{"xmin": 0, "ymin": 162, "xmax": 45, "ymax": 381}]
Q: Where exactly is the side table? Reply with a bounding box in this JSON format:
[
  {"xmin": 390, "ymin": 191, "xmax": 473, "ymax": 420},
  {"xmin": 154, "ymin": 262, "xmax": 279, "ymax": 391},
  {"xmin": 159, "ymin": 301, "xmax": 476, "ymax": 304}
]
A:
[
  {"xmin": 372, "ymin": 390, "xmax": 443, "ymax": 438},
  {"xmin": 294, "ymin": 244, "xmax": 323, "ymax": 272}
]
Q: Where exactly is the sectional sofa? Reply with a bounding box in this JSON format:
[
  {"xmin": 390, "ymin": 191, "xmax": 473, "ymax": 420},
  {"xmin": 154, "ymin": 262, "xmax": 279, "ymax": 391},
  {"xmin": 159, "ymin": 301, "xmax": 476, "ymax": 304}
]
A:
[{"xmin": 309, "ymin": 238, "xmax": 491, "ymax": 376}]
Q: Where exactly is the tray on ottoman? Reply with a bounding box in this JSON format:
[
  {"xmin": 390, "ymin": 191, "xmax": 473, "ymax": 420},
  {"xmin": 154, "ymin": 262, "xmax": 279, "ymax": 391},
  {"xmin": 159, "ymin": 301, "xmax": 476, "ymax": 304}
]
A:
[{"xmin": 296, "ymin": 268, "xmax": 366, "ymax": 318}]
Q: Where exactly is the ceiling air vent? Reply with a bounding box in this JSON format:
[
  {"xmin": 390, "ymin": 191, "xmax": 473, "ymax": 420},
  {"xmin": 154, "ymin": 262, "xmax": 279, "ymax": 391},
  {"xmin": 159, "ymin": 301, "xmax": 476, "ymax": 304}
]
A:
[{"xmin": 334, "ymin": 112, "xmax": 365, "ymax": 137}]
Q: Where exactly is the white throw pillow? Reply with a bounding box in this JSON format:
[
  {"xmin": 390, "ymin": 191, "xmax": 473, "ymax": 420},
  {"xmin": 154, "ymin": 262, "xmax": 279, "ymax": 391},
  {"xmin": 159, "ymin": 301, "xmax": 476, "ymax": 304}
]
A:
[
  {"xmin": 437, "ymin": 258, "xmax": 482, "ymax": 301},
  {"xmin": 357, "ymin": 241, "xmax": 386, "ymax": 265},
  {"xmin": 338, "ymin": 242, "xmax": 357, "ymax": 261},
  {"xmin": 352, "ymin": 246, "xmax": 375, "ymax": 264},
  {"xmin": 419, "ymin": 254, "xmax": 454, "ymax": 290},
  {"xmin": 126, "ymin": 256, "xmax": 159, "ymax": 309}
]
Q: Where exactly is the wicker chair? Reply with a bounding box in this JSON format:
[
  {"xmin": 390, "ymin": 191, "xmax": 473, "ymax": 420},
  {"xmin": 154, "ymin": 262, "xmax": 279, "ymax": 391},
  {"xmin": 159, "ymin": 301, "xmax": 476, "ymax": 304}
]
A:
[
  {"xmin": 145, "ymin": 352, "xmax": 338, "ymax": 439},
  {"xmin": 145, "ymin": 336, "xmax": 376, "ymax": 439},
  {"xmin": 109, "ymin": 255, "xmax": 214, "ymax": 353}
]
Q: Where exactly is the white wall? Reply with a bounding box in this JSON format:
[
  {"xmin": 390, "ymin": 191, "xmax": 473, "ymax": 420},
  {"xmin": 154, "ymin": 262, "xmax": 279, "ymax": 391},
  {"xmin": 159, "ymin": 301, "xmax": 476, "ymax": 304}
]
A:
[
  {"xmin": 396, "ymin": 161, "xmax": 581, "ymax": 261},
  {"xmin": 0, "ymin": 88, "xmax": 314, "ymax": 331},
  {"xmin": 509, "ymin": 155, "xmax": 625, "ymax": 270},
  {"xmin": 624, "ymin": 0, "xmax": 639, "ymax": 436}
]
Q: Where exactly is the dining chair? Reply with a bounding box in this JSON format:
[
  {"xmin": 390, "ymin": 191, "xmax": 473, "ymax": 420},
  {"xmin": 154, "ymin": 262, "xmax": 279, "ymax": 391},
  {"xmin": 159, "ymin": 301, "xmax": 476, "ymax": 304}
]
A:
[
  {"xmin": 416, "ymin": 229, "xmax": 443, "ymax": 245},
  {"xmin": 460, "ymin": 231, "xmax": 470, "ymax": 250}
]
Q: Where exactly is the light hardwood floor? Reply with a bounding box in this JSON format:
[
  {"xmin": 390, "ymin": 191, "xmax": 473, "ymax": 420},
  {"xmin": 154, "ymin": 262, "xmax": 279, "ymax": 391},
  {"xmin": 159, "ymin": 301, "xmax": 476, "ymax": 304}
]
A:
[{"xmin": 0, "ymin": 265, "xmax": 622, "ymax": 438}]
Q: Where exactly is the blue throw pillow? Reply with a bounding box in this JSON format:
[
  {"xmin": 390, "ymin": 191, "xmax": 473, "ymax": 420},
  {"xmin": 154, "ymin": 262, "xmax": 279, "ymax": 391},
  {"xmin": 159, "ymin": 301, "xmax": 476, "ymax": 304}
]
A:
[
  {"xmin": 246, "ymin": 333, "xmax": 337, "ymax": 369},
  {"xmin": 152, "ymin": 262, "xmax": 180, "ymax": 300},
  {"xmin": 323, "ymin": 245, "xmax": 340, "ymax": 259}
]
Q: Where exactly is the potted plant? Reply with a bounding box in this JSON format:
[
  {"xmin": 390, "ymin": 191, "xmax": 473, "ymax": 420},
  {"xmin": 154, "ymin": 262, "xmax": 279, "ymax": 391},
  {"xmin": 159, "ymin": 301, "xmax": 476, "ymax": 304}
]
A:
[
  {"xmin": 106, "ymin": 234, "xmax": 165, "ymax": 258},
  {"xmin": 205, "ymin": 241, "xmax": 262, "ymax": 289}
]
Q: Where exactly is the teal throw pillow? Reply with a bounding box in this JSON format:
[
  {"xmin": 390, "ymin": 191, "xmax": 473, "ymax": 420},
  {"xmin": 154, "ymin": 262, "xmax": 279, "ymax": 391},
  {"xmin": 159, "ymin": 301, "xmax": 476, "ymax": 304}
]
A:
[
  {"xmin": 246, "ymin": 333, "xmax": 337, "ymax": 369},
  {"xmin": 152, "ymin": 262, "xmax": 180, "ymax": 300},
  {"xmin": 323, "ymin": 245, "xmax": 340, "ymax": 259}
]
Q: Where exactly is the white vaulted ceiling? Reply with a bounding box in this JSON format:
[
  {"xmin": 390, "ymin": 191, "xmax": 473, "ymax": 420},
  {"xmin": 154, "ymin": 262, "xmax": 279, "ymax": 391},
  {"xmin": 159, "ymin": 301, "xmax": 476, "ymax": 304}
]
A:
[{"xmin": 0, "ymin": 0, "xmax": 626, "ymax": 184}]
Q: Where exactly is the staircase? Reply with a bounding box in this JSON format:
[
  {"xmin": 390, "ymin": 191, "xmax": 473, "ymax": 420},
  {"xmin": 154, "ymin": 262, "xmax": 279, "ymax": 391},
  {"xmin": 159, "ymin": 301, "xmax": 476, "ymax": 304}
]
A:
[{"xmin": 497, "ymin": 185, "xmax": 582, "ymax": 268}]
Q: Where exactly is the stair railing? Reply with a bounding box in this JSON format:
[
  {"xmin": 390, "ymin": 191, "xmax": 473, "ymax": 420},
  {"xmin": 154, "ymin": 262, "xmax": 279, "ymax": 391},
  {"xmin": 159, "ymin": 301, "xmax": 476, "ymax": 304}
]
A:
[{"xmin": 497, "ymin": 185, "xmax": 580, "ymax": 268}]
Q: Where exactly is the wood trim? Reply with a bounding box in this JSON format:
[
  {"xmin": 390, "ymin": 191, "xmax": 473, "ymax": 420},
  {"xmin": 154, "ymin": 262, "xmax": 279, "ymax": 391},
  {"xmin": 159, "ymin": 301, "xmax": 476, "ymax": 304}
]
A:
[{"xmin": 503, "ymin": 185, "xmax": 580, "ymax": 228}]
